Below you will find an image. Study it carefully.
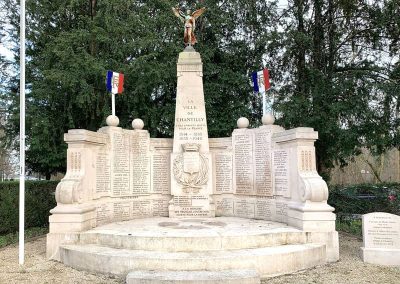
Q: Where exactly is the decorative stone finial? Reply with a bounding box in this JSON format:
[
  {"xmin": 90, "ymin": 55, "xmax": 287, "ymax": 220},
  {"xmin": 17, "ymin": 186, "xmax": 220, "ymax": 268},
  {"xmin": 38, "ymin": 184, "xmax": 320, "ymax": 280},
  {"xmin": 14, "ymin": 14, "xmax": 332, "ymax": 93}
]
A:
[
  {"xmin": 106, "ymin": 115, "xmax": 119, "ymax": 127},
  {"xmin": 132, "ymin": 118, "xmax": 144, "ymax": 130},
  {"xmin": 237, "ymin": 117, "xmax": 249, "ymax": 129},
  {"xmin": 262, "ymin": 113, "xmax": 275, "ymax": 125}
]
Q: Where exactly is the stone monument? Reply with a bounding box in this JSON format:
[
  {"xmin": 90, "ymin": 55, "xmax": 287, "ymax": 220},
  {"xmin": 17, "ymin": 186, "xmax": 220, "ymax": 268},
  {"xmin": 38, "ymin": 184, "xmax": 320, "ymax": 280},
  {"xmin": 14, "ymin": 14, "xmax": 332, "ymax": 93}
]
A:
[
  {"xmin": 361, "ymin": 212, "xmax": 400, "ymax": 266},
  {"xmin": 169, "ymin": 48, "xmax": 214, "ymax": 218},
  {"xmin": 46, "ymin": 8, "xmax": 339, "ymax": 283}
]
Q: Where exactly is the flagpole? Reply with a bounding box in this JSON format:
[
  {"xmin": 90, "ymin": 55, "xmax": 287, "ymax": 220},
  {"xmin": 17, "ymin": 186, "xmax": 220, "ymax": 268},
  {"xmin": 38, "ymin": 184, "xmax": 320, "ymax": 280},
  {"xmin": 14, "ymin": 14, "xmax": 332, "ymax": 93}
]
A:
[
  {"xmin": 111, "ymin": 93, "xmax": 116, "ymax": 116},
  {"xmin": 19, "ymin": 0, "xmax": 26, "ymax": 265},
  {"xmin": 262, "ymin": 90, "xmax": 266, "ymax": 116}
]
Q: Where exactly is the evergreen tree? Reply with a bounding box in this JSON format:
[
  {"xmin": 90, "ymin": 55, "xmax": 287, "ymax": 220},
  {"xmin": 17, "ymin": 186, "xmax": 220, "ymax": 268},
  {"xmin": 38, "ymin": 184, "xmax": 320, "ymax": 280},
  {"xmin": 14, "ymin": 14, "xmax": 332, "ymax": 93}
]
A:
[{"xmin": 2, "ymin": 0, "xmax": 280, "ymax": 178}]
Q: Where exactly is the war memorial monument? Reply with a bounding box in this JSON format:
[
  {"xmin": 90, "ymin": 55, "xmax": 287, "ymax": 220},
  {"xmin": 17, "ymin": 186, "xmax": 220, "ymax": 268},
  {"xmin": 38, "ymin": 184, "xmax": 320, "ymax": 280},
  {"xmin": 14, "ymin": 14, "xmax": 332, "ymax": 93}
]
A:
[{"xmin": 46, "ymin": 7, "xmax": 339, "ymax": 283}]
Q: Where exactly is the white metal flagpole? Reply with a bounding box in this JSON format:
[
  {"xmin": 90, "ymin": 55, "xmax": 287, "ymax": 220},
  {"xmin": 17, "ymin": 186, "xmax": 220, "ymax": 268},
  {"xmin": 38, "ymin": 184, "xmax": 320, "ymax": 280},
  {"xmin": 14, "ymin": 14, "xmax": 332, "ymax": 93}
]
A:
[
  {"xmin": 111, "ymin": 93, "xmax": 116, "ymax": 116},
  {"xmin": 19, "ymin": 0, "xmax": 26, "ymax": 265},
  {"xmin": 262, "ymin": 90, "xmax": 266, "ymax": 116}
]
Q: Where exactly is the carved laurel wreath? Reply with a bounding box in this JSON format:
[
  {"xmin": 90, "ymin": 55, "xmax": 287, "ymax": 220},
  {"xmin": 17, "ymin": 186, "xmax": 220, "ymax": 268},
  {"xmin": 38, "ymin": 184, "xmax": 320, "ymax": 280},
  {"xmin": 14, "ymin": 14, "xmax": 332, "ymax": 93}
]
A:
[{"xmin": 173, "ymin": 153, "xmax": 209, "ymax": 193}]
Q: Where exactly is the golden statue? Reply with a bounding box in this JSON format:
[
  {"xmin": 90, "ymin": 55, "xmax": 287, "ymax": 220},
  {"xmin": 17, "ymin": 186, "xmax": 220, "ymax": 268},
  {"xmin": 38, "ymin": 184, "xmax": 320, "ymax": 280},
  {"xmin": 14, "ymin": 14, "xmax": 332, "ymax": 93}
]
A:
[{"xmin": 172, "ymin": 7, "xmax": 206, "ymax": 46}]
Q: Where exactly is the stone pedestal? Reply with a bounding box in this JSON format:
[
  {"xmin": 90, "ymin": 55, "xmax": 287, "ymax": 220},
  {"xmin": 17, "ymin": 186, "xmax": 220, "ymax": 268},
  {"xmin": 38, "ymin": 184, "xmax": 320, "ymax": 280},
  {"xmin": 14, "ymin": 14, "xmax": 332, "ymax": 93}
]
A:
[{"xmin": 169, "ymin": 48, "xmax": 214, "ymax": 217}]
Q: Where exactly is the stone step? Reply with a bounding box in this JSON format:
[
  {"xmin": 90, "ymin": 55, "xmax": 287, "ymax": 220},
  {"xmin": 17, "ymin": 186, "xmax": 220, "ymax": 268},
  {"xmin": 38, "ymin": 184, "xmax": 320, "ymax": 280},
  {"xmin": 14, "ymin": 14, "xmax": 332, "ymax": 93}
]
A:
[
  {"xmin": 79, "ymin": 217, "xmax": 307, "ymax": 252},
  {"xmin": 79, "ymin": 230, "xmax": 307, "ymax": 252},
  {"xmin": 60, "ymin": 243, "xmax": 326, "ymax": 278},
  {"xmin": 126, "ymin": 270, "xmax": 260, "ymax": 284}
]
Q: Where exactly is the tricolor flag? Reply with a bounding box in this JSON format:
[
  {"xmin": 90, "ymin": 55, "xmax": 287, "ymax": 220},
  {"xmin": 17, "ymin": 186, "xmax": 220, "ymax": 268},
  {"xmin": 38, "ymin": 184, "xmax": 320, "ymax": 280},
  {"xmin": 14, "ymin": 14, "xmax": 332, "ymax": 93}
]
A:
[
  {"xmin": 252, "ymin": 68, "xmax": 270, "ymax": 93},
  {"xmin": 106, "ymin": 70, "xmax": 124, "ymax": 94}
]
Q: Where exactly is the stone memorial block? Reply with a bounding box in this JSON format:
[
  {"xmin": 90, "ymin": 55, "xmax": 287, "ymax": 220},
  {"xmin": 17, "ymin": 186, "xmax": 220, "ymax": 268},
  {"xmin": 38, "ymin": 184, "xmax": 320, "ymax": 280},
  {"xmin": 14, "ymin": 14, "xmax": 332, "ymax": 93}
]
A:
[
  {"xmin": 111, "ymin": 129, "xmax": 130, "ymax": 196},
  {"xmin": 254, "ymin": 128, "xmax": 273, "ymax": 196},
  {"xmin": 214, "ymin": 195, "xmax": 234, "ymax": 216},
  {"xmin": 361, "ymin": 212, "xmax": 400, "ymax": 266},
  {"xmin": 255, "ymin": 197, "xmax": 276, "ymax": 221},
  {"xmin": 130, "ymin": 130, "xmax": 151, "ymax": 195},
  {"xmin": 151, "ymin": 153, "xmax": 171, "ymax": 195},
  {"xmin": 275, "ymin": 198, "xmax": 288, "ymax": 223},
  {"xmin": 95, "ymin": 143, "xmax": 111, "ymax": 198},
  {"xmin": 96, "ymin": 202, "xmax": 113, "ymax": 226},
  {"xmin": 234, "ymin": 197, "xmax": 256, "ymax": 219},
  {"xmin": 213, "ymin": 152, "xmax": 233, "ymax": 194},
  {"xmin": 273, "ymin": 149, "xmax": 290, "ymax": 197},
  {"xmin": 233, "ymin": 129, "xmax": 255, "ymax": 195},
  {"xmin": 169, "ymin": 48, "xmax": 214, "ymax": 217}
]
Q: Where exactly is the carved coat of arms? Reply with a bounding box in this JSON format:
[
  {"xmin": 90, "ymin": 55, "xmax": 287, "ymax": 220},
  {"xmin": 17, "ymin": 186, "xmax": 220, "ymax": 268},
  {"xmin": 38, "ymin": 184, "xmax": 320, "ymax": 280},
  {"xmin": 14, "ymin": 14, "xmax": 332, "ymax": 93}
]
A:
[{"xmin": 173, "ymin": 143, "xmax": 208, "ymax": 193}]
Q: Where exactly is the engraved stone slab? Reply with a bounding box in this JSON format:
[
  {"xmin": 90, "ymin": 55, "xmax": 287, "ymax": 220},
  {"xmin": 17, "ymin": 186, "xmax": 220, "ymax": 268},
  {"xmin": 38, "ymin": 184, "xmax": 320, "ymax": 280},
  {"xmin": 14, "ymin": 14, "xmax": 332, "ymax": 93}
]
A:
[
  {"xmin": 363, "ymin": 212, "xmax": 400, "ymax": 249},
  {"xmin": 95, "ymin": 144, "xmax": 111, "ymax": 197},
  {"xmin": 151, "ymin": 153, "xmax": 170, "ymax": 195},
  {"xmin": 213, "ymin": 152, "xmax": 233, "ymax": 194},
  {"xmin": 273, "ymin": 149, "xmax": 290, "ymax": 197},
  {"xmin": 255, "ymin": 197, "xmax": 276, "ymax": 221},
  {"xmin": 233, "ymin": 130, "xmax": 255, "ymax": 195},
  {"xmin": 361, "ymin": 212, "xmax": 400, "ymax": 265},
  {"xmin": 214, "ymin": 195, "xmax": 234, "ymax": 216},
  {"xmin": 234, "ymin": 197, "xmax": 256, "ymax": 219},
  {"xmin": 130, "ymin": 131, "xmax": 151, "ymax": 195},
  {"xmin": 275, "ymin": 198, "xmax": 288, "ymax": 223},
  {"xmin": 172, "ymin": 195, "xmax": 211, "ymax": 217},
  {"xmin": 111, "ymin": 130, "xmax": 130, "ymax": 196},
  {"xmin": 254, "ymin": 128, "xmax": 273, "ymax": 196}
]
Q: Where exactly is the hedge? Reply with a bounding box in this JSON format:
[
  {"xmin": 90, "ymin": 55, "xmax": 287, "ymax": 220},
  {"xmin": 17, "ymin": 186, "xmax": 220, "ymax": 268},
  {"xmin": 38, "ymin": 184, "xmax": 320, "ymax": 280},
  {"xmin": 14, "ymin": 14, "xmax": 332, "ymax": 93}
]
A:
[
  {"xmin": 328, "ymin": 183, "xmax": 400, "ymax": 219},
  {"xmin": 0, "ymin": 180, "xmax": 58, "ymax": 235}
]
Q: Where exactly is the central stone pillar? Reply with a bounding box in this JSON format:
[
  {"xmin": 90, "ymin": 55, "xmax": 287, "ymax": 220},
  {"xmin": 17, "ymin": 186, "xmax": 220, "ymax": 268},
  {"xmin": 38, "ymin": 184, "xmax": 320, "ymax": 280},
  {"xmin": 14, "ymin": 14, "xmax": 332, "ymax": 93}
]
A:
[{"xmin": 169, "ymin": 47, "xmax": 215, "ymax": 218}]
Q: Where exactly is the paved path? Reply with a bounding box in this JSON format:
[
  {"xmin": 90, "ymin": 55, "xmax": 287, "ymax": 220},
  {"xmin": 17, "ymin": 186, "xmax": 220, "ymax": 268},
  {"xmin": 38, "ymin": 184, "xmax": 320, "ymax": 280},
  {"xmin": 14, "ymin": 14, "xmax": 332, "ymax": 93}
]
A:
[{"xmin": 0, "ymin": 233, "xmax": 399, "ymax": 283}]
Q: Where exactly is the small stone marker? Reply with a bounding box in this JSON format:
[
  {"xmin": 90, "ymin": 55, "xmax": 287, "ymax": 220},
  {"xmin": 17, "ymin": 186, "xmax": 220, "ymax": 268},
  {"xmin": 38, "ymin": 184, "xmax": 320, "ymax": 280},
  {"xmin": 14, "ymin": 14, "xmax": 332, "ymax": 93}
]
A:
[{"xmin": 361, "ymin": 212, "xmax": 400, "ymax": 266}]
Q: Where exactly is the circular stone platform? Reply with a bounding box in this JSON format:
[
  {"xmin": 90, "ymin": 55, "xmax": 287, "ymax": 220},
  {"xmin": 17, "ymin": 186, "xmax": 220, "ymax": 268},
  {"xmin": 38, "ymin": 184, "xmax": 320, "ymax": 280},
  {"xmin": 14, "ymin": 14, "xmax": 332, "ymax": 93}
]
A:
[
  {"xmin": 58, "ymin": 217, "xmax": 328, "ymax": 282},
  {"xmin": 78, "ymin": 217, "xmax": 306, "ymax": 252}
]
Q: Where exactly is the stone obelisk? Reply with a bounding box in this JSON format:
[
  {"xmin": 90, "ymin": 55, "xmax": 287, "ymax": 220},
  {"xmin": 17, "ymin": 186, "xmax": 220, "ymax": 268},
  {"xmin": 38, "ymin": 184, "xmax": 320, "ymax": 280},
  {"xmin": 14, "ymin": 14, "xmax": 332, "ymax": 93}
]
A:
[{"xmin": 169, "ymin": 46, "xmax": 214, "ymax": 218}]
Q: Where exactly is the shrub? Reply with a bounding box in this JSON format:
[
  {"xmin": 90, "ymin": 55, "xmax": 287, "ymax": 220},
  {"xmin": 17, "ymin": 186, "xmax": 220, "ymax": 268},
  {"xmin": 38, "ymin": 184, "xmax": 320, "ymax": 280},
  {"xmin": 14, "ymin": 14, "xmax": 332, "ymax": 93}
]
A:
[
  {"xmin": 0, "ymin": 180, "xmax": 57, "ymax": 234},
  {"xmin": 328, "ymin": 183, "xmax": 400, "ymax": 219}
]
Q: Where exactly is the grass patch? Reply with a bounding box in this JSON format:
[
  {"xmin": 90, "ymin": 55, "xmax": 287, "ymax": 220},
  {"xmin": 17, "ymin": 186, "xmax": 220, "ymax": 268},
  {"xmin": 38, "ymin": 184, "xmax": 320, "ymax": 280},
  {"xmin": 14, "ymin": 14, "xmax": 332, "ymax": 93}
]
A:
[
  {"xmin": 336, "ymin": 219, "xmax": 362, "ymax": 237},
  {"xmin": 0, "ymin": 227, "xmax": 48, "ymax": 248}
]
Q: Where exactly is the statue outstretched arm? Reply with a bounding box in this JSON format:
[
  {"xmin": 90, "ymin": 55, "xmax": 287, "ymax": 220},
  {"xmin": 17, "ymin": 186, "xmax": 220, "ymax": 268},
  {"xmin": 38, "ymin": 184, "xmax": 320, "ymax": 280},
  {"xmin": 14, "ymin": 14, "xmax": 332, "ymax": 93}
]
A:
[
  {"xmin": 172, "ymin": 7, "xmax": 184, "ymax": 23},
  {"xmin": 192, "ymin": 7, "xmax": 206, "ymax": 19}
]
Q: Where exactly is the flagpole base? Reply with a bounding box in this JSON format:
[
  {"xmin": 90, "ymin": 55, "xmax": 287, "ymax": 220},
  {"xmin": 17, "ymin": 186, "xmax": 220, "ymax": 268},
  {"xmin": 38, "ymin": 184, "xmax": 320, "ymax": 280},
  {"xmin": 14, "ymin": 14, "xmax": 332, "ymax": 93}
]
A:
[{"xmin": 106, "ymin": 115, "xmax": 119, "ymax": 127}]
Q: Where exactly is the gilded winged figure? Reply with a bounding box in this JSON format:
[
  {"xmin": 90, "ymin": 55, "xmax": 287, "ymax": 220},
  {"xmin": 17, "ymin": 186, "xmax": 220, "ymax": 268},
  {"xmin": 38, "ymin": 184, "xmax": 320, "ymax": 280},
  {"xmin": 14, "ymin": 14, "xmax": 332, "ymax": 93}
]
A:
[{"xmin": 172, "ymin": 7, "xmax": 206, "ymax": 46}]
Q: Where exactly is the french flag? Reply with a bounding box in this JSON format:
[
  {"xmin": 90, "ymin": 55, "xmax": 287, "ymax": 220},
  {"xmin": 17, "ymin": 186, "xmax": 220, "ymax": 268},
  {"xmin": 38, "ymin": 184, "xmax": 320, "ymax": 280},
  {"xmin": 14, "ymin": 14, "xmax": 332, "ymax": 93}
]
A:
[
  {"xmin": 252, "ymin": 68, "xmax": 270, "ymax": 93},
  {"xmin": 106, "ymin": 70, "xmax": 124, "ymax": 94}
]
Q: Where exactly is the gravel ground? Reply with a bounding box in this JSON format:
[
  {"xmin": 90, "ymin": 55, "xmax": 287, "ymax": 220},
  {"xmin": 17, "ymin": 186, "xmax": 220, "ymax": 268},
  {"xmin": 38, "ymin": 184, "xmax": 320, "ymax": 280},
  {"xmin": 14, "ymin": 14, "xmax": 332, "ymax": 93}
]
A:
[{"xmin": 0, "ymin": 233, "xmax": 399, "ymax": 284}]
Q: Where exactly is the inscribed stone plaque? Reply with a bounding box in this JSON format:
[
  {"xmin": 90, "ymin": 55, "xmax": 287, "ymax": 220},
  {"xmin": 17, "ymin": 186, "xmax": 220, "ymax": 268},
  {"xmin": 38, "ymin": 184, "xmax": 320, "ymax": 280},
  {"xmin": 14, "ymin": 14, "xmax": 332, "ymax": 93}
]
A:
[
  {"xmin": 214, "ymin": 152, "xmax": 233, "ymax": 194},
  {"xmin": 254, "ymin": 129, "xmax": 273, "ymax": 196},
  {"xmin": 275, "ymin": 198, "xmax": 288, "ymax": 223},
  {"xmin": 172, "ymin": 195, "xmax": 210, "ymax": 217},
  {"xmin": 214, "ymin": 195, "xmax": 234, "ymax": 216},
  {"xmin": 130, "ymin": 131, "xmax": 151, "ymax": 195},
  {"xmin": 151, "ymin": 153, "xmax": 170, "ymax": 194},
  {"xmin": 111, "ymin": 131, "xmax": 130, "ymax": 196},
  {"xmin": 234, "ymin": 197, "xmax": 256, "ymax": 218},
  {"xmin": 274, "ymin": 149, "xmax": 290, "ymax": 197},
  {"xmin": 96, "ymin": 202, "xmax": 113, "ymax": 226},
  {"xmin": 233, "ymin": 131, "xmax": 255, "ymax": 195},
  {"xmin": 255, "ymin": 197, "xmax": 276, "ymax": 221},
  {"xmin": 132, "ymin": 199, "xmax": 152, "ymax": 218},
  {"xmin": 152, "ymin": 196, "xmax": 170, "ymax": 217},
  {"xmin": 113, "ymin": 201, "xmax": 132, "ymax": 221},
  {"xmin": 363, "ymin": 212, "xmax": 400, "ymax": 249},
  {"xmin": 95, "ymin": 144, "xmax": 111, "ymax": 197}
]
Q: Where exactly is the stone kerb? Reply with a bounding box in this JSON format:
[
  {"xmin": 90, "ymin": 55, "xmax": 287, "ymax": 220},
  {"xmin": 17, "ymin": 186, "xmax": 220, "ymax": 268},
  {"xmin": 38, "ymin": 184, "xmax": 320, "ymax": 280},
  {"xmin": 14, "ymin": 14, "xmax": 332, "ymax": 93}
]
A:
[{"xmin": 361, "ymin": 212, "xmax": 400, "ymax": 266}]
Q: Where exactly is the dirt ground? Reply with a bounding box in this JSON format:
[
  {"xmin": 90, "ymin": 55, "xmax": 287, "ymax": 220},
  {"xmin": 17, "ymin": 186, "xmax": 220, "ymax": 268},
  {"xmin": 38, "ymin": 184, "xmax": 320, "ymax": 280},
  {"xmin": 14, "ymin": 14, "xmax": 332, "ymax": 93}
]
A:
[{"xmin": 0, "ymin": 233, "xmax": 399, "ymax": 284}]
